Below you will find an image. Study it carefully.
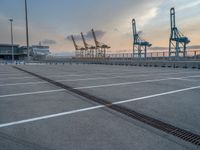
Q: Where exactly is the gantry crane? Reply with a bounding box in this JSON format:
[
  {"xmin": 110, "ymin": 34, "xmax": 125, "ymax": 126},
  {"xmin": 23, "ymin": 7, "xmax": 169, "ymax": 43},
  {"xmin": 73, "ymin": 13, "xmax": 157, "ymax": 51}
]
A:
[
  {"xmin": 132, "ymin": 19, "xmax": 152, "ymax": 59},
  {"xmin": 91, "ymin": 29, "xmax": 110, "ymax": 58},
  {"xmin": 81, "ymin": 32, "xmax": 96, "ymax": 58},
  {"xmin": 71, "ymin": 35, "xmax": 85, "ymax": 58},
  {"xmin": 169, "ymin": 8, "xmax": 190, "ymax": 59}
]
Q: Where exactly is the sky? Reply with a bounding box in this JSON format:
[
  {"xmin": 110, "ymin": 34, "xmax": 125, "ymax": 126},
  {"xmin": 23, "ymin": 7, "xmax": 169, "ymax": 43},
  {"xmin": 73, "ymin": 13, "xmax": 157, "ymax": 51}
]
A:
[{"xmin": 0, "ymin": 0, "xmax": 200, "ymax": 53}]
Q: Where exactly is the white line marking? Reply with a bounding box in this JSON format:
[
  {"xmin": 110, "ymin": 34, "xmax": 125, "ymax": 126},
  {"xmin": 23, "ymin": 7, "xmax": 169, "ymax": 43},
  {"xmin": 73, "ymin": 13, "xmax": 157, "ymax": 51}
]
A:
[
  {"xmin": 0, "ymin": 70, "xmax": 195, "ymax": 80},
  {"xmin": 0, "ymin": 76, "xmax": 35, "ymax": 80},
  {"xmin": 0, "ymin": 73, "xmax": 24, "ymax": 76},
  {"xmin": 0, "ymin": 81, "xmax": 46, "ymax": 87},
  {"xmin": 169, "ymin": 75, "xmax": 200, "ymax": 82},
  {"xmin": 0, "ymin": 72, "xmax": 198, "ymax": 87},
  {"xmin": 0, "ymin": 85, "xmax": 199, "ymax": 128},
  {"xmin": 0, "ymin": 89, "xmax": 65, "ymax": 98},
  {"xmin": 0, "ymin": 105, "xmax": 105, "ymax": 128},
  {"xmin": 0, "ymin": 70, "xmax": 151, "ymax": 80},
  {"xmin": 0, "ymin": 75, "xmax": 199, "ymax": 98},
  {"xmin": 58, "ymin": 73, "xmax": 200, "ymax": 82},
  {"xmin": 0, "ymin": 73, "xmax": 173, "ymax": 87},
  {"xmin": 113, "ymin": 85, "xmax": 200, "ymax": 105},
  {"xmin": 75, "ymin": 75, "xmax": 200, "ymax": 89},
  {"xmin": 27, "ymin": 71, "xmax": 200, "ymax": 78},
  {"xmin": 170, "ymin": 78, "xmax": 196, "ymax": 82},
  {"xmin": 182, "ymin": 75, "xmax": 200, "ymax": 79},
  {"xmin": 75, "ymin": 78, "xmax": 171, "ymax": 89}
]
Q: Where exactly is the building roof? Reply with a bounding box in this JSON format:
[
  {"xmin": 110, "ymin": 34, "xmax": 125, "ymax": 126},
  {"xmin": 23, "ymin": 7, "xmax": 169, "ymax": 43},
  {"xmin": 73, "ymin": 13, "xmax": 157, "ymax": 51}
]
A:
[
  {"xmin": 32, "ymin": 45, "xmax": 49, "ymax": 48},
  {"xmin": 0, "ymin": 43, "xmax": 19, "ymax": 47}
]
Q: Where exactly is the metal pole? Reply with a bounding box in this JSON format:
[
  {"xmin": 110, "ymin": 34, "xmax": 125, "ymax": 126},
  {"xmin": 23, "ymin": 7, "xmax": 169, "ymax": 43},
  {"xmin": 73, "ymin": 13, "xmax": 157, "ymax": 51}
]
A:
[
  {"xmin": 9, "ymin": 19, "xmax": 14, "ymax": 63},
  {"xmin": 25, "ymin": 0, "xmax": 30, "ymax": 61}
]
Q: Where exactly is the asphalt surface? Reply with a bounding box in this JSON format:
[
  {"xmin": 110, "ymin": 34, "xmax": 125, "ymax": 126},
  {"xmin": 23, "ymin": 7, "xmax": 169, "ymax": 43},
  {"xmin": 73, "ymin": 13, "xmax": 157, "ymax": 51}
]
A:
[{"xmin": 0, "ymin": 64, "xmax": 200, "ymax": 150}]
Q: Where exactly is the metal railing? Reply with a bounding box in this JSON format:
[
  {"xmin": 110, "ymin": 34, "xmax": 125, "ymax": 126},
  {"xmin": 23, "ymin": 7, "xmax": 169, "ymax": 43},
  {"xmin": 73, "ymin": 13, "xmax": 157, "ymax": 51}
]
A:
[
  {"xmin": 105, "ymin": 50, "xmax": 200, "ymax": 61},
  {"xmin": 44, "ymin": 50, "xmax": 200, "ymax": 62}
]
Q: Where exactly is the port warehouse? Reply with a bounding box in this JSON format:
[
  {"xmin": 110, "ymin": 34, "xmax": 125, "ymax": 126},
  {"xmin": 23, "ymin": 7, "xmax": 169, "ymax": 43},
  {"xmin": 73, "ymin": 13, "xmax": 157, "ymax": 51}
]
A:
[{"xmin": 0, "ymin": 44, "xmax": 50, "ymax": 60}]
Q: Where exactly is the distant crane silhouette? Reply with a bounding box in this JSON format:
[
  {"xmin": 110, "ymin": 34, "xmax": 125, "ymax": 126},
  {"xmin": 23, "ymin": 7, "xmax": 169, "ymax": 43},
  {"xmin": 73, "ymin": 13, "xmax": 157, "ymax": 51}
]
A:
[
  {"xmin": 71, "ymin": 35, "xmax": 85, "ymax": 58},
  {"xmin": 169, "ymin": 8, "xmax": 190, "ymax": 59},
  {"xmin": 132, "ymin": 19, "xmax": 152, "ymax": 59},
  {"xmin": 80, "ymin": 32, "xmax": 96, "ymax": 57},
  {"xmin": 91, "ymin": 29, "xmax": 110, "ymax": 58}
]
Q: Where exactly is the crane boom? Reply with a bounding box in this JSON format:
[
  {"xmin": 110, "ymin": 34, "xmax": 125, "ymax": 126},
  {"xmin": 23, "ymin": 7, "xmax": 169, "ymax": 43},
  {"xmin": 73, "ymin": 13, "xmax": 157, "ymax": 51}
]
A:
[
  {"xmin": 170, "ymin": 8, "xmax": 176, "ymax": 34},
  {"xmin": 132, "ymin": 19, "xmax": 137, "ymax": 39},
  {"xmin": 81, "ymin": 32, "xmax": 88, "ymax": 49},
  {"xmin": 71, "ymin": 35, "xmax": 78, "ymax": 50},
  {"xmin": 91, "ymin": 29, "xmax": 99, "ymax": 47},
  {"xmin": 71, "ymin": 35, "xmax": 85, "ymax": 58},
  {"xmin": 132, "ymin": 19, "xmax": 139, "ymax": 45}
]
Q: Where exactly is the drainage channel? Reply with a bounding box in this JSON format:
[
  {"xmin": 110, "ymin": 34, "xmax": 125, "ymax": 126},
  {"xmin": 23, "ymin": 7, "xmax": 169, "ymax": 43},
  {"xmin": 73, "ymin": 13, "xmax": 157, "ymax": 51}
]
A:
[{"xmin": 13, "ymin": 66, "xmax": 200, "ymax": 146}]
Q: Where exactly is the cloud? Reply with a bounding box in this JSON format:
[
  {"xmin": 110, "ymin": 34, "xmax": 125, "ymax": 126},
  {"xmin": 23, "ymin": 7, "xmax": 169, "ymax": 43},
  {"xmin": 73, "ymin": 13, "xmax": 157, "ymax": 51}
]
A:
[
  {"xmin": 188, "ymin": 45, "xmax": 200, "ymax": 50},
  {"xmin": 138, "ymin": 7, "xmax": 158, "ymax": 26},
  {"xmin": 0, "ymin": 14, "xmax": 7, "ymax": 20},
  {"xmin": 65, "ymin": 30, "xmax": 106, "ymax": 41},
  {"xmin": 0, "ymin": 0, "xmax": 199, "ymax": 52},
  {"xmin": 42, "ymin": 39, "xmax": 56, "ymax": 45},
  {"xmin": 178, "ymin": 1, "xmax": 200, "ymax": 10},
  {"xmin": 113, "ymin": 28, "xmax": 120, "ymax": 32},
  {"xmin": 65, "ymin": 35, "xmax": 81, "ymax": 41}
]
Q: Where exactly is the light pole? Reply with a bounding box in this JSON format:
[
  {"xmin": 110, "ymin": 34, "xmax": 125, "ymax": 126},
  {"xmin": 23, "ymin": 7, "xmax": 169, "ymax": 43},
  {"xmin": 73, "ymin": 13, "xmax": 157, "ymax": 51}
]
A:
[
  {"xmin": 25, "ymin": 0, "xmax": 30, "ymax": 61},
  {"xmin": 9, "ymin": 19, "xmax": 14, "ymax": 63}
]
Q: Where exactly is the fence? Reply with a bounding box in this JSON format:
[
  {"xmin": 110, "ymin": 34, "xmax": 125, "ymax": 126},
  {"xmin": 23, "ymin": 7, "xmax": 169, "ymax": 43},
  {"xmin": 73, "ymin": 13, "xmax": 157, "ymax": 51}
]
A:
[{"xmin": 105, "ymin": 50, "xmax": 200, "ymax": 61}]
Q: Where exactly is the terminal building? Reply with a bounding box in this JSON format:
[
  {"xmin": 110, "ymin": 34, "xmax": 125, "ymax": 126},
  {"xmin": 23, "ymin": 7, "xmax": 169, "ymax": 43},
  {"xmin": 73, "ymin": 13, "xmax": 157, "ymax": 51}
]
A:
[
  {"xmin": 0, "ymin": 43, "xmax": 50, "ymax": 61},
  {"xmin": 0, "ymin": 44, "xmax": 27, "ymax": 60},
  {"xmin": 31, "ymin": 45, "xmax": 50, "ymax": 60}
]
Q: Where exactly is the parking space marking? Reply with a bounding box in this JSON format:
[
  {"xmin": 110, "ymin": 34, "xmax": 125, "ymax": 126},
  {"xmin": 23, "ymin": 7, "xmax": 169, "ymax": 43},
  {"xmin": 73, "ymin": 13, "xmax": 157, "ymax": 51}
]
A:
[
  {"xmin": 0, "ymin": 72, "xmax": 198, "ymax": 87},
  {"xmin": 0, "ymin": 73, "xmax": 24, "ymax": 76},
  {"xmin": 0, "ymin": 70, "xmax": 150, "ymax": 80},
  {"xmin": 182, "ymin": 75, "xmax": 200, "ymax": 79},
  {"xmin": 169, "ymin": 75, "xmax": 200, "ymax": 82},
  {"xmin": 0, "ymin": 75, "xmax": 199, "ymax": 98},
  {"xmin": 0, "ymin": 85, "xmax": 199, "ymax": 128},
  {"xmin": 75, "ymin": 75, "xmax": 200, "ymax": 89},
  {"xmin": 0, "ymin": 105, "xmax": 104, "ymax": 128},
  {"xmin": 0, "ymin": 70, "xmax": 195, "ymax": 81},
  {"xmin": 75, "ymin": 78, "xmax": 171, "ymax": 89},
  {"xmin": 170, "ymin": 78, "xmax": 197, "ymax": 82},
  {"xmin": 113, "ymin": 85, "xmax": 200, "ymax": 105},
  {"xmin": 0, "ymin": 76, "xmax": 35, "ymax": 80},
  {"xmin": 0, "ymin": 89, "xmax": 65, "ymax": 98},
  {"xmin": 0, "ymin": 81, "xmax": 47, "ymax": 87}
]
